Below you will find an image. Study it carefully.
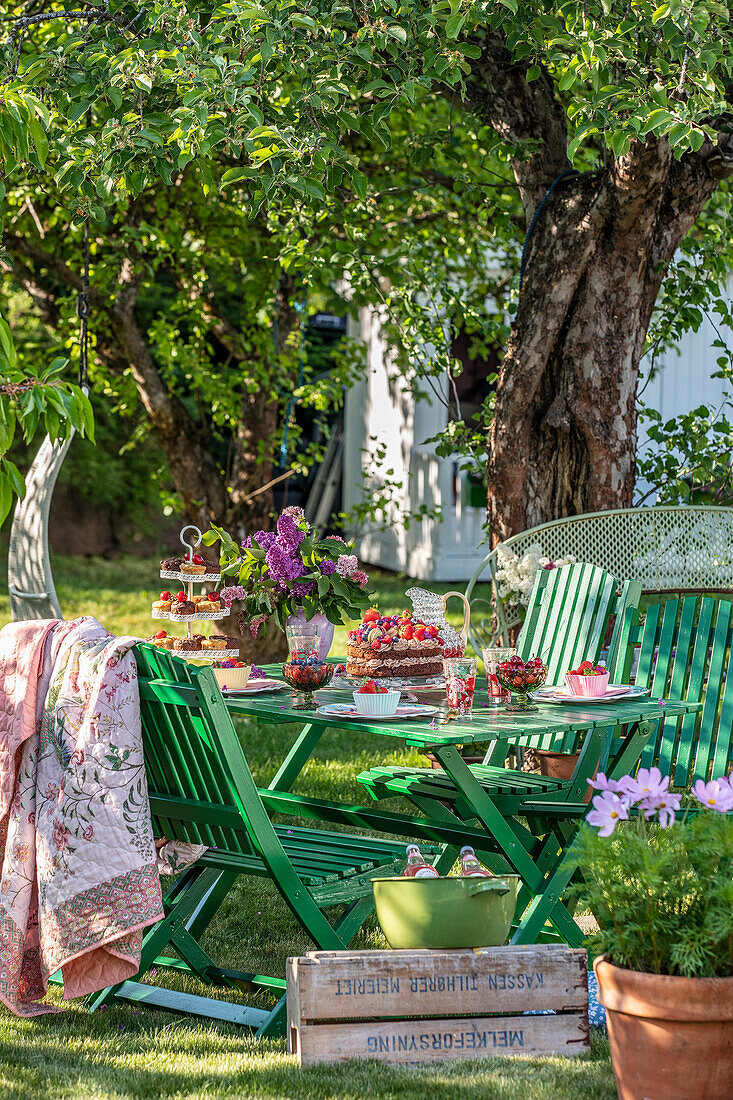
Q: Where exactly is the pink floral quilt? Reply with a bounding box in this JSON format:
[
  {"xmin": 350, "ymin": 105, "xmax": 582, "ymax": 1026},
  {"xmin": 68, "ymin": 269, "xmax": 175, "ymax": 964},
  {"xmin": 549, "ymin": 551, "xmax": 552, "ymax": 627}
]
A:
[{"xmin": 0, "ymin": 617, "xmax": 165, "ymax": 1015}]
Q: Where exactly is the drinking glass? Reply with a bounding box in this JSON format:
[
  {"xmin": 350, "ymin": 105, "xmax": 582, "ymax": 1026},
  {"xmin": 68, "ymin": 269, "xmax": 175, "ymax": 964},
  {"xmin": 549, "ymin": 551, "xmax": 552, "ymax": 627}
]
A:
[
  {"xmin": 482, "ymin": 647, "xmax": 517, "ymax": 707},
  {"xmin": 285, "ymin": 622, "xmax": 320, "ymax": 663},
  {"xmin": 444, "ymin": 657, "xmax": 478, "ymax": 716}
]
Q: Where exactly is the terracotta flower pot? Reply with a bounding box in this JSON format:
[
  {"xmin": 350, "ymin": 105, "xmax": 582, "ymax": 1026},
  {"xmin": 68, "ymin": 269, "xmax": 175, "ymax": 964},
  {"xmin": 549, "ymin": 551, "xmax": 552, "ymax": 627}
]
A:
[
  {"xmin": 594, "ymin": 956, "xmax": 733, "ymax": 1100},
  {"xmin": 535, "ymin": 749, "xmax": 597, "ymax": 802}
]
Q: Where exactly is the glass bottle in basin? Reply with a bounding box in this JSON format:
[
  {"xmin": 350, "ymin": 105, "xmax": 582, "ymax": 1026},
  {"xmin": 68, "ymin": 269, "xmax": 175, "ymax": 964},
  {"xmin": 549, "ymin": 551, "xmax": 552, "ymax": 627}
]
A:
[
  {"xmin": 402, "ymin": 844, "xmax": 439, "ymax": 878},
  {"xmin": 460, "ymin": 846, "xmax": 492, "ymax": 877}
]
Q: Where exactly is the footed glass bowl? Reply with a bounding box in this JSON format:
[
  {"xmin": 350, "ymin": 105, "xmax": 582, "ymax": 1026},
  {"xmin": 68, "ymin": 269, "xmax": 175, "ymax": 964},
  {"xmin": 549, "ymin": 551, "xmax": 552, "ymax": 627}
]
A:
[
  {"xmin": 496, "ymin": 662, "xmax": 548, "ymax": 712},
  {"xmin": 282, "ymin": 661, "xmax": 334, "ymax": 709}
]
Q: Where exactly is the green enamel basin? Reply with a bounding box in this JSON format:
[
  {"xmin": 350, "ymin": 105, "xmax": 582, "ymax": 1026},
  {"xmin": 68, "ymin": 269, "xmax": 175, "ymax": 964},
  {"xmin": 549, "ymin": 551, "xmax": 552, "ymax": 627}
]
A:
[{"xmin": 372, "ymin": 875, "xmax": 519, "ymax": 950}]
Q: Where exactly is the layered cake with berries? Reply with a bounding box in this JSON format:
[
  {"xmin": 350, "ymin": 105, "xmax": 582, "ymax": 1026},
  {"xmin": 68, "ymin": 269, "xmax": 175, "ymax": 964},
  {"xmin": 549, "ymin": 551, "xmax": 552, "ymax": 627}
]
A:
[{"xmin": 346, "ymin": 609, "xmax": 444, "ymax": 679}]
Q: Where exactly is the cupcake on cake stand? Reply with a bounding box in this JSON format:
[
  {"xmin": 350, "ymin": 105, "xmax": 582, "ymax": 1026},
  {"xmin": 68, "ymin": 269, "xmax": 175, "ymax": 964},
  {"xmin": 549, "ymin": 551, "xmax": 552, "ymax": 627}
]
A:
[{"xmin": 148, "ymin": 524, "xmax": 240, "ymax": 663}]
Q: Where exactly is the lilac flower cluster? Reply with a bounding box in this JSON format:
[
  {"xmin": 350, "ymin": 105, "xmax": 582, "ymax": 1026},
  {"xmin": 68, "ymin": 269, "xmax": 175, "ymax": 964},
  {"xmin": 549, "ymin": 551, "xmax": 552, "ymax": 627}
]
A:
[
  {"xmin": 250, "ymin": 665, "xmax": 265, "ymax": 679},
  {"xmin": 254, "ymin": 530, "xmax": 276, "ymax": 550},
  {"xmin": 249, "ymin": 613, "xmax": 268, "ymax": 638},
  {"xmin": 219, "ymin": 585, "xmax": 246, "ymax": 608},
  {"xmin": 335, "ymin": 554, "xmax": 358, "ymax": 578},
  {"xmin": 276, "ymin": 513, "xmax": 305, "ymax": 551},
  {"xmin": 320, "ymin": 559, "xmax": 336, "ymax": 576},
  {"xmin": 265, "ymin": 542, "xmax": 303, "ymax": 582},
  {"xmin": 587, "ymin": 768, "xmax": 733, "ymax": 836}
]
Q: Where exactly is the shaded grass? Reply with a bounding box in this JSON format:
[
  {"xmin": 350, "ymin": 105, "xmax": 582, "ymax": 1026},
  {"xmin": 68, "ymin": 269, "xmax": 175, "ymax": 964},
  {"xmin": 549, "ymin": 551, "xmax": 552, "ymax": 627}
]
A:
[{"xmin": 0, "ymin": 552, "xmax": 613, "ymax": 1098}]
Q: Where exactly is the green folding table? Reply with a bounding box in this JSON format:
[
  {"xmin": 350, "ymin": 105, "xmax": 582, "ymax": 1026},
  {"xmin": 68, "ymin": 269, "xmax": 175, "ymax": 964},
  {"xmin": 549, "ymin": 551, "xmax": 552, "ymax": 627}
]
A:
[{"xmin": 225, "ymin": 674, "xmax": 701, "ymax": 947}]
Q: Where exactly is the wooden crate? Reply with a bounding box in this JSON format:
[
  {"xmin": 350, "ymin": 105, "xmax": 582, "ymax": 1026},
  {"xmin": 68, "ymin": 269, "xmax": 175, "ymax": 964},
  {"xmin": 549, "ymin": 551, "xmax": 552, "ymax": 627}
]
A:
[{"xmin": 287, "ymin": 945, "xmax": 589, "ymax": 1065}]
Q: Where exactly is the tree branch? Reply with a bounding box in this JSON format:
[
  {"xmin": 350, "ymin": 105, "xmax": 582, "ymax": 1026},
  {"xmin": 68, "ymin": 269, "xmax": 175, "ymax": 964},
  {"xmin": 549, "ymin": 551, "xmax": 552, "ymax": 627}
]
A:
[{"xmin": 458, "ymin": 32, "xmax": 571, "ymax": 217}]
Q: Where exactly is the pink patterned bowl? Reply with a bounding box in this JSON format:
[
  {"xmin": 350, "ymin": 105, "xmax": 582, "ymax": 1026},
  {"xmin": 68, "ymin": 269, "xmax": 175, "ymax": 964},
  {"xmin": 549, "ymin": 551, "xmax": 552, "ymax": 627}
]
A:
[{"xmin": 565, "ymin": 671, "xmax": 609, "ymax": 697}]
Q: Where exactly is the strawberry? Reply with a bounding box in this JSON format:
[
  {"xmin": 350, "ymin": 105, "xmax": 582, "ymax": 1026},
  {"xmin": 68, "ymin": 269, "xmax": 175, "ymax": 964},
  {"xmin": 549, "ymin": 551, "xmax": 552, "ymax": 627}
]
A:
[
  {"xmin": 176, "ymin": 591, "xmax": 187, "ymax": 602},
  {"xmin": 426, "ymin": 624, "xmax": 439, "ymax": 638},
  {"xmin": 579, "ymin": 660, "xmax": 594, "ymax": 672},
  {"xmin": 359, "ymin": 680, "xmax": 378, "ymax": 694},
  {"xmin": 155, "ymin": 630, "xmax": 167, "ymax": 639},
  {"xmin": 414, "ymin": 628, "xmax": 426, "ymax": 641},
  {"xmin": 400, "ymin": 623, "xmax": 414, "ymax": 640},
  {"xmin": 371, "ymin": 639, "xmax": 381, "ymax": 649},
  {"xmin": 363, "ymin": 608, "xmax": 380, "ymax": 623},
  {"xmin": 160, "ymin": 590, "xmax": 171, "ymax": 601},
  {"xmin": 192, "ymin": 554, "xmax": 204, "ymax": 565}
]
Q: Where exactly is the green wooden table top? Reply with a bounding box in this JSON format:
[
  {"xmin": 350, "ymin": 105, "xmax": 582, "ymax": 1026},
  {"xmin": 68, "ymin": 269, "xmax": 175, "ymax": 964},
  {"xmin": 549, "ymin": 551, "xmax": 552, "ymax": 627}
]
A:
[{"xmin": 223, "ymin": 665, "xmax": 702, "ymax": 748}]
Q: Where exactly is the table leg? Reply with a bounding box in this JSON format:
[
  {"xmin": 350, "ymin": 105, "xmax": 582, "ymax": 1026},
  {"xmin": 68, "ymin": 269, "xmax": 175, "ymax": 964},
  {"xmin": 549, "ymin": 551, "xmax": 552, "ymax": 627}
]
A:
[{"xmin": 268, "ymin": 723, "xmax": 325, "ymax": 792}]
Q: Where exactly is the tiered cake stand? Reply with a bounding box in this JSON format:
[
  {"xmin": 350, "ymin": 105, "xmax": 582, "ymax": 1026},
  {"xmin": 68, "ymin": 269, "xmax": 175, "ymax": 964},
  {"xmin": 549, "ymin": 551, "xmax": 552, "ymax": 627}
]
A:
[{"xmin": 152, "ymin": 524, "xmax": 238, "ymax": 661}]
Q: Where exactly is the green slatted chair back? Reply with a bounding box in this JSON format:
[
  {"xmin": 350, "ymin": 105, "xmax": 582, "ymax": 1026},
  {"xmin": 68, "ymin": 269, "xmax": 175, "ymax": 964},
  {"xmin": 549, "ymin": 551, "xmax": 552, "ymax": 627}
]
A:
[
  {"xmin": 133, "ymin": 642, "xmax": 265, "ymax": 858},
  {"xmin": 615, "ymin": 596, "xmax": 733, "ymax": 785},
  {"xmin": 518, "ymin": 562, "xmax": 641, "ymax": 685}
]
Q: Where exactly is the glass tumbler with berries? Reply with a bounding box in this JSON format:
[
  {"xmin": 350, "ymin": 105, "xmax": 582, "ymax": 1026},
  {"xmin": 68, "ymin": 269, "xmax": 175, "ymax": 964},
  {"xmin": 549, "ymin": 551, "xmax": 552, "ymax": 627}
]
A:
[
  {"xmin": 282, "ymin": 621, "xmax": 334, "ymax": 709},
  {"xmin": 495, "ymin": 655, "xmax": 548, "ymax": 712},
  {"xmin": 443, "ymin": 656, "xmax": 478, "ymax": 716}
]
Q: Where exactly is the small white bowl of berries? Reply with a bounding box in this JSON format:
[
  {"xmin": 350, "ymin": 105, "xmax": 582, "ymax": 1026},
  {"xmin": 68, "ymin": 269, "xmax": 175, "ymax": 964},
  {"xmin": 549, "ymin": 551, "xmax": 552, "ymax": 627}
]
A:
[
  {"xmin": 353, "ymin": 679, "xmax": 401, "ymax": 716},
  {"xmin": 212, "ymin": 659, "xmax": 251, "ymax": 692}
]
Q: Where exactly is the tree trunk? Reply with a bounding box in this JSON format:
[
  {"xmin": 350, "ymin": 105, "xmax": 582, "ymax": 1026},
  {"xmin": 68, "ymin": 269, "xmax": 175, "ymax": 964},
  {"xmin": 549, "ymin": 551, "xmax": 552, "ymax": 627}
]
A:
[{"xmin": 484, "ymin": 145, "xmax": 723, "ymax": 543}]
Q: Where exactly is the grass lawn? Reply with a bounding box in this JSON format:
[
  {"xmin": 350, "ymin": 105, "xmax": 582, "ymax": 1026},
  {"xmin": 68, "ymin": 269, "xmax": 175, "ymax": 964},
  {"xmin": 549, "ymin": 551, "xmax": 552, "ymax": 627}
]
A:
[{"xmin": 0, "ymin": 552, "xmax": 614, "ymax": 1099}]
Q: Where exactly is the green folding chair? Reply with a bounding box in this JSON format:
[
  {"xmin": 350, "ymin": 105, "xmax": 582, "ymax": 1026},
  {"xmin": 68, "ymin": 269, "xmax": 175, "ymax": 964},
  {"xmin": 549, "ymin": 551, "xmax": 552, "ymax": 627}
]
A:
[
  {"xmin": 88, "ymin": 643, "xmax": 430, "ymax": 1036},
  {"xmin": 356, "ymin": 563, "xmax": 648, "ymax": 946},
  {"xmin": 614, "ymin": 594, "xmax": 733, "ymax": 784}
]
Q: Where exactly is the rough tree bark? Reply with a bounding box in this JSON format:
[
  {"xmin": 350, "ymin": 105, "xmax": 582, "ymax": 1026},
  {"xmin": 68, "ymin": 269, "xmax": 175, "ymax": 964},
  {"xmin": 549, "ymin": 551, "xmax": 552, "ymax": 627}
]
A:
[{"xmin": 462, "ymin": 34, "xmax": 733, "ymax": 543}]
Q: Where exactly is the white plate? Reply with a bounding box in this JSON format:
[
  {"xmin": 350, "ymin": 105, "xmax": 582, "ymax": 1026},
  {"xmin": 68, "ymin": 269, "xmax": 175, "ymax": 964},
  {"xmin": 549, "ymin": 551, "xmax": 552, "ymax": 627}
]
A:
[
  {"xmin": 317, "ymin": 703, "xmax": 439, "ymax": 722},
  {"xmin": 221, "ymin": 679, "xmax": 287, "ymax": 695},
  {"xmin": 533, "ymin": 685, "xmax": 648, "ymax": 705}
]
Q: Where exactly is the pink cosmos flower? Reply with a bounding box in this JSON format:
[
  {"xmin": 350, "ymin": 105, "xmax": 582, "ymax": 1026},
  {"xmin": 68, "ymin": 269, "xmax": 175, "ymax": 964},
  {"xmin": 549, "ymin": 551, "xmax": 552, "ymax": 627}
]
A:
[
  {"xmin": 691, "ymin": 779, "xmax": 733, "ymax": 813},
  {"xmin": 617, "ymin": 766, "xmax": 669, "ymax": 805},
  {"xmin": 587, "ymin": 791, "xmax": 629, "ymax": 836},
  {"xmin": 588, "ymin": 772, "xmax": 626, "ymax": 796},
  {"xmin": 641, "ymin": 790, "xmax": 682, "ymax": 828}
]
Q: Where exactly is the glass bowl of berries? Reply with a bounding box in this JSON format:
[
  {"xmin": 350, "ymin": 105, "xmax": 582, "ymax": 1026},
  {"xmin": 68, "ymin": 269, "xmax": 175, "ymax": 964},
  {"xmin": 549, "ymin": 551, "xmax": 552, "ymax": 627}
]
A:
[
  {"xmin": 565, "ymin": 661, "xmax": 609, "ymax": 697},
  {"xmin": 495, "ymin": 655, "xmax": 548, "ymax": 712},
  {"xmin": 352, "ymin": 679, "xmax": 401, "ymax": 716},
  {"xmin": 282, "ymin": 658, "xmax": 334, "ymax": 710}
]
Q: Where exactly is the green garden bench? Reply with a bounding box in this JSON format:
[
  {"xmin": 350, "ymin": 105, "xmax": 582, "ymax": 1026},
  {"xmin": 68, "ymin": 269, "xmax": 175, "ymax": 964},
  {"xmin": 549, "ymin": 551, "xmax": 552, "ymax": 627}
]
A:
[
  {"xmin": 466, "ymin": 505, "xmax": 733, "ymax": 651},
  {"xmin": 88, "ymin": 643, "xmax": 433, "ymax": 1036}
]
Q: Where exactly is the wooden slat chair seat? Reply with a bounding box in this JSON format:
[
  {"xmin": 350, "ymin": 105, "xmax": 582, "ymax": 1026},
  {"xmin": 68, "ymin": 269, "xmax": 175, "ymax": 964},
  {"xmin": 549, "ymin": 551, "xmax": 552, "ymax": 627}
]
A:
[
  {"xmin": 615, "ymin": 594, "xmax": 733, "ymax": 784},
  {"xmin": 89, "ymin": 643, "xmax": 431, "ymax": 1036}
]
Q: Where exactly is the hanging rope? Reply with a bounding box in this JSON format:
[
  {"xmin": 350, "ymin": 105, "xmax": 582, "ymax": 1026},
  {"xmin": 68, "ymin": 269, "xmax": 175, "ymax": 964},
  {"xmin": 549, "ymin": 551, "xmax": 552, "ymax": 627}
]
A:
[
  {"xmin": 279, "ymin": 298, "xmax": 307, "ymax": 468},
  {"xmin": 76, "ymin": 215, "xmax": 90, "ymax": 391},
  {"xmin": 518, "ymin": 169, "xmax": 579, "ymax": 295}
]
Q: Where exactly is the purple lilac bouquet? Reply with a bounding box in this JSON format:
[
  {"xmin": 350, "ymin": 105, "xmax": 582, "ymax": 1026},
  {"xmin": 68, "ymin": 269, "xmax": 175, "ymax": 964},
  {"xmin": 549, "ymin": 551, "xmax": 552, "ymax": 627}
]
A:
[
  {"xmin": 203, "ymin": 508, "xmax": 371, "ymax": 638},
  {"xmin": 570, "ymin": 769, "xmax": 732, "ymax": 978}
]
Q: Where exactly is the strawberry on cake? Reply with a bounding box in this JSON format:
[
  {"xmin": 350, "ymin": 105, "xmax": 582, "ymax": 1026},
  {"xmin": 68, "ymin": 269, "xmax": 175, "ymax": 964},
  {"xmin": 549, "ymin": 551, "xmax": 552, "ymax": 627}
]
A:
[{"xmin": 346, "ymin": 608, "xmax": 444, "ymax": 679}]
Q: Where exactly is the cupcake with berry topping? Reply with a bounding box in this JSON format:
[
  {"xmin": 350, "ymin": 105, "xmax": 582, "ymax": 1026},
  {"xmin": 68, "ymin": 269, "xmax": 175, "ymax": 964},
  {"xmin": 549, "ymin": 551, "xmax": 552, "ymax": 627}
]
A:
[{"xmin": 345, "ymin": 608, "xmax": 444, "ymax": 679}]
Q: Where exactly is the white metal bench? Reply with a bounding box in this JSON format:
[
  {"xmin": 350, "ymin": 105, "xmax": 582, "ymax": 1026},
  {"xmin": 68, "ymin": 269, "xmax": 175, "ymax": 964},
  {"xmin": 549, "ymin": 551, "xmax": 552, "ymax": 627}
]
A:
[{"xmin": 465, "ymin": 506, "xmax": 733, "ymax": 650}]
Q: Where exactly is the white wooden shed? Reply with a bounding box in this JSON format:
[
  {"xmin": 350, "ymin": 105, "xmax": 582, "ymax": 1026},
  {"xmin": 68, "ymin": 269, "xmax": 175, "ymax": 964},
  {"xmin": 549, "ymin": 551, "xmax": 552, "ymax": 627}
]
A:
[{"xmin": 343, "ymin": 278, "xmax": 733, "ymax": 582}]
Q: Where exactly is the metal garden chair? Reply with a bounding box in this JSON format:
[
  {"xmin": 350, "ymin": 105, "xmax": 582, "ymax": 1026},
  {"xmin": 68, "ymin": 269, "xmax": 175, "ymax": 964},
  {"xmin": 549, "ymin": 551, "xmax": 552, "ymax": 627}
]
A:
[{"xmin": 466, "ymin": 505, "xmax": 733, "ymax": 651}]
